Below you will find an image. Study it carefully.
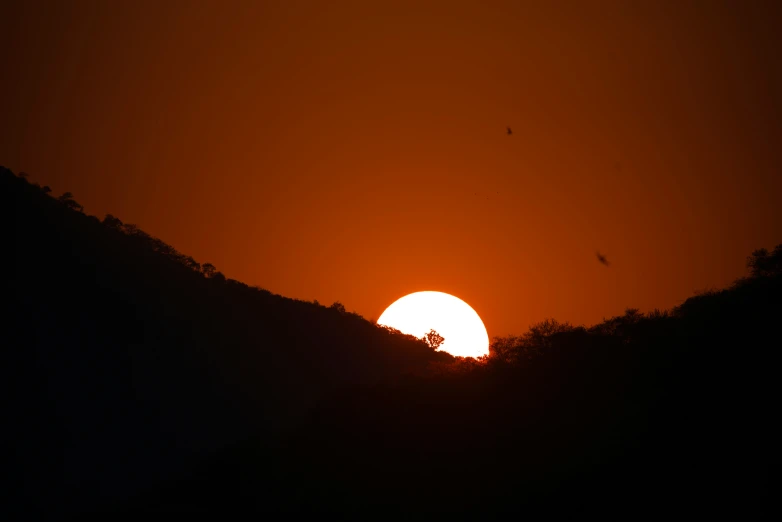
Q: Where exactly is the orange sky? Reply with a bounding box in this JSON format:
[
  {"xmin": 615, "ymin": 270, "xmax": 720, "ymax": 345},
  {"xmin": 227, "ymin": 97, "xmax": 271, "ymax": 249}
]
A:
[{"xmin": 3, "ymin": 0, "xmax": 781, "ymax": 337}]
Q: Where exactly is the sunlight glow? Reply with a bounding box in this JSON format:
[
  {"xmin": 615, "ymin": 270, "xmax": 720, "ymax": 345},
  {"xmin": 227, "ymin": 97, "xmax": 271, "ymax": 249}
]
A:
[{"xmin": 377, "ymin": 291, "xmax": 489, "ymax": 358}]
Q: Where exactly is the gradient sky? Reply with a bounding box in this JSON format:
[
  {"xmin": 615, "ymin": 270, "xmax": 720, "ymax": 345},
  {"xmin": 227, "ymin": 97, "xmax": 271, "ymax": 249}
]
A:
[{"xmin": 3, "ymin": 0, "xmax": 781, "ymax": 337}]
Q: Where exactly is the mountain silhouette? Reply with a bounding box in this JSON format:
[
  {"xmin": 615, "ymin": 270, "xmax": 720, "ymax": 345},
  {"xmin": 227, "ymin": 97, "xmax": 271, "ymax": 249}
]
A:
[
  {"xmin": 4, "ymin": 167, "xmax": 451, "ymax": 519},
  {"xmin": 5, "ymin": 166, "xmax": 775, "ymax": 519}
]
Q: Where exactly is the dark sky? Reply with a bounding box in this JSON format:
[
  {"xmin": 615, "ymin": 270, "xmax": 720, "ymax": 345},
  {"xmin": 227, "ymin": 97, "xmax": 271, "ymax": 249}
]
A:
[{"xmin": 3, "ymin": 0, "xmax": 781, "ymax": 337}]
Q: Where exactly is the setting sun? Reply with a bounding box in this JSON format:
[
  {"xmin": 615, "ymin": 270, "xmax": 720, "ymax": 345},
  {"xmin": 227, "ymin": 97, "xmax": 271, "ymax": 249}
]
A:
[{"xmin": 377, "ymin": 291, "xmax": 489, "ymax": 358}]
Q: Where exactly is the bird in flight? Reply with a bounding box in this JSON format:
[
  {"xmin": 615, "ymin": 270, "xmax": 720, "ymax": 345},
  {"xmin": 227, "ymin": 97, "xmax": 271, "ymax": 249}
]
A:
[
  {"xmin": 506, "ymin": 126, "xmax": 513, "ymax": 136},
  {"xmin": 596, "ymin": 251, "xmax": 610, "ymax": 266}
]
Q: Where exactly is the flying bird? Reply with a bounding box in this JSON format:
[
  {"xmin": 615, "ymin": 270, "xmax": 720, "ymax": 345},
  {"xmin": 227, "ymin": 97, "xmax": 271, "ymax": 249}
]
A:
[
  {"xmin": 596, "ymin": 251, "xmax": 610, "ymax": 266},
  {"xmin": 506, "ymin": 127, "xmax": 513, "ymax": 136}
]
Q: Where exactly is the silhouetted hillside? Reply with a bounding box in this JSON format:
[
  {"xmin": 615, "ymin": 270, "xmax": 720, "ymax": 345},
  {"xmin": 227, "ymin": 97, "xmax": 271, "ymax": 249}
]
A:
[
  {"xmin": 5, "ymin": 166, "xmax": 776, "ymax": 519},
  {"xmin": 200, "ymin": 261, "xmax": 774, "ymax": 517},
  {"xmin": 4, "ymin": 167, "xmax": 450, "ymax": 519}
]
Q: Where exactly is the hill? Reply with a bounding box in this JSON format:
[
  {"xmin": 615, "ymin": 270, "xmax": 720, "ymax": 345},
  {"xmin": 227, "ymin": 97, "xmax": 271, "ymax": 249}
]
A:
[
  {"xmin": 4, "ymin": 167, "xmax": 450, "ymax": 519},
  {"xmin": 5, "ymin": 166, "xmax": 777, "ymax": 518}
]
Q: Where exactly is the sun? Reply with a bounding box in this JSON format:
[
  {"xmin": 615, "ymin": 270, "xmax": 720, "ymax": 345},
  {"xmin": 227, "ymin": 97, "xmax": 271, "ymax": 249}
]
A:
[{"xmin": 377, "ymin": 291, "xmax": 489, "ymax": 358}]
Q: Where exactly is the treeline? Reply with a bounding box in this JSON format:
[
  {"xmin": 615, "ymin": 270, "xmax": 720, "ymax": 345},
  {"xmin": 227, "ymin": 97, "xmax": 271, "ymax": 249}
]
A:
[
  {"xmin": 5, "ymin": 165, "xmax": 455, "ymax": 520},
  {"xmin": 11, "ymin": 165, "xmax": 781, "ymax": 374},
  {"xmin": 7, "ymin": 166, "xmax": 437, "ymax": 341},
  {"xmin": 6, "ymin": 164, "xmax": 777, "ymax": 517},
  {"xmin": 282, "ymin": 243, "xmax": 778, "ymax": 516},
  {"xmin": 478, "ymin": 243, "xmax": 782, "ymax": 367},
  {"xmin": 16, "ymin": 169, "xmax": 234, "ymax": 283}
]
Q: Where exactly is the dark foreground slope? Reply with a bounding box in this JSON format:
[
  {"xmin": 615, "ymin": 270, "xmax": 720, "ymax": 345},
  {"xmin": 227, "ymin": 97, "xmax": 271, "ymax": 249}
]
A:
[
  {"xmin": 3, "ymin": 168, "xmax": 449, "ymax": 519},
  {"xmin": 122, "ymin": 258, "xmax": 778, "ymax": 514},
  {"xmin": 5, "ymin": 167, "xmax": 777, "ymax": 519}
]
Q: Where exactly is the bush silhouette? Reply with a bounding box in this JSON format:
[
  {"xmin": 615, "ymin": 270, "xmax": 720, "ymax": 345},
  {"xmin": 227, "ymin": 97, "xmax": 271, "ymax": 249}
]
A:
[{"xmin": 422, "ymin": 329, "xmax": 445, "ymax": 350}]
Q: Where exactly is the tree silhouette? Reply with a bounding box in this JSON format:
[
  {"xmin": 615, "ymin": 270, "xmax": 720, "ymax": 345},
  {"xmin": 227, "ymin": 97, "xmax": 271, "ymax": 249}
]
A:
[
  {"xmin": 182, "ymin": 256, "xmax": 201, "ymax": 272},
  {"xmin": 422, "ymin": 329, "xmax": 445, "ymax": 350},
  {"xmin": 747, "ymin": 245, "xmax": 782, "ymax": 277},
  {"xmin": 202, "ymin": 263, "xmax": 217, "ymax": 278},
  {"xmin": 521, "ymin": 318, "xmax": 574, "ymax": 355},
  {"xmin": 57, "ymin": 192, "xmax": 83, "ymax": 212},
  {"xmin": 488, "ymin": 335, "xmax": 523, "ymax": 363},
  {"xmin": 488, "ymin": 318, "xmax": 579, "ymax": 363},
  {"xmin": 330, "ymin": 301, "xmax": 346, "ymax": 314},
  {"xmin": 102, "ymin": 214, "xmax": 123, "ymax": 229}
]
